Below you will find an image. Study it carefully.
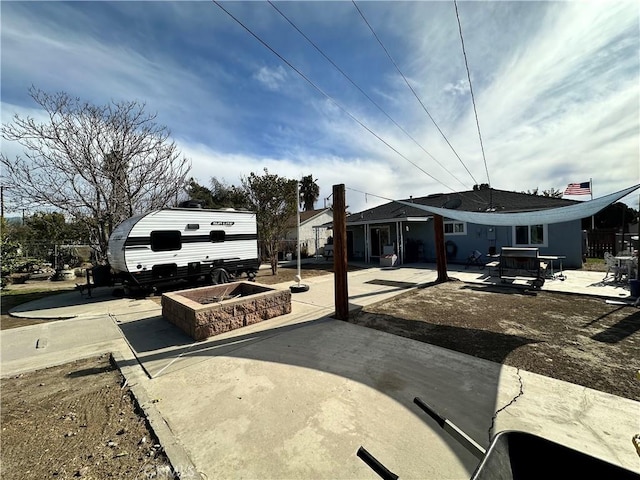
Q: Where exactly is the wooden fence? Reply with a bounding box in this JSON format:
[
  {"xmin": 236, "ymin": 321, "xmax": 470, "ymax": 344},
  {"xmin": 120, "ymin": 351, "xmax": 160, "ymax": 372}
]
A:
[{"xmin": 587, "ymin": 230, "xmax": 616, "ymax": 258}]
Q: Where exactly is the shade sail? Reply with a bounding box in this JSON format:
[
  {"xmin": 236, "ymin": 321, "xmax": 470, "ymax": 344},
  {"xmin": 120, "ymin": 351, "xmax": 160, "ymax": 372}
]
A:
[{"xmin": 393, "ymin": 184, "xmax": 640, "ymax": 226}]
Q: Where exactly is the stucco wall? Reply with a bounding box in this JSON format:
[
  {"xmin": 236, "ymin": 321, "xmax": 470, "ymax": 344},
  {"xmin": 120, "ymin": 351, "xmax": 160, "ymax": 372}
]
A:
[
  {"xmin": 350, "ymin": 225, "xmax": 366, "ymax": 260},
  {"xmin": 350, "ymin": 218, "xmax": 584, "ymax": 269},
  {"xmin": 284, "ymin": 211, "xmax": 333, "ymax": 256}
]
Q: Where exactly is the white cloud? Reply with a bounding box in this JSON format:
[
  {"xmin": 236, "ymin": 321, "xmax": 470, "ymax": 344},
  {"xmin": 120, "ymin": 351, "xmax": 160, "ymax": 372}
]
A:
[
  {"xmin": 253, "ymin": 65, "xmax": 288, "ymax": 91},
  {"xmin": 1, "ymin": 4, "xmax": 237, "ymax": 147},
  {"xmin": 443, "ymin": 80, "xmax": 468, "ymax": 97},
  {"xmin": 3, "ymin": 1, "xmax": 638, "ymax": 213},
  {"xmin": 177, "ymin": 139, "xmax": 397, "ymax": 213}
]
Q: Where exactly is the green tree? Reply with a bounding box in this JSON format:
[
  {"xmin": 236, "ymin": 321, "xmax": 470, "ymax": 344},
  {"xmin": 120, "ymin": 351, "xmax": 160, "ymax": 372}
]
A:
[
  {"xmin": 21, "ymin": 212, "xmax": 91, "ymax": 264},
  {"xmin": 1, "ymin": 87, "xmax": 191, "ymax": 261},
  {"xmin": 241, "ymin": 169, "xmax": 297, "ymax": 275},
  {"xmin": 185, "ymin": 178, "xmax": 215, "ymax": 208},
  {"xmin": 210, "ymin": 178, "xmax": 249, "ymax": 209},
  {"xmin": 584, "ymin": 202, "xmax": 639, "ymax": 231},
  {"xmin": 0, "ymin": 217, "xmax": 23, "ymax": 277},
  {"xmin": 185, "ymin": 178, "xmax": 249, "ymax": 209},
  {"xmin": 542, "ymin": 188, "xmax": 563, "ymax": 198},
  {"xmin": 523, "ymin": 187, "xmax": 563, "ymax": 198},
  {"xmin": 299, "ymin": 175, "xmax": 320, "ymax": 211}
]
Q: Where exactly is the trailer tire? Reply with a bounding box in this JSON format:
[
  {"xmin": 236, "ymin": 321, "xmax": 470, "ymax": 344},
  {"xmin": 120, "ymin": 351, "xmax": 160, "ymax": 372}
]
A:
[{"xmin": 210, "ymin": 268, "xmax": 230, "ymax": 285}]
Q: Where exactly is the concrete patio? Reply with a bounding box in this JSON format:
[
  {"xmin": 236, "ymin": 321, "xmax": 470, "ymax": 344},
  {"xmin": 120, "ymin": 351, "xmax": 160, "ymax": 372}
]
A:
[{"xmin": 2, "ymin": 264, "xmax": 639, "ymax": 479}]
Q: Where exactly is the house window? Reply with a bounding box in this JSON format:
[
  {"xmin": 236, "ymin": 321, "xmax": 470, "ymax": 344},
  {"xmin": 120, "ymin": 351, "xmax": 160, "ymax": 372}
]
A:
[
  {"xmin": 150, "ymin": 231, "xmax": 182, "ymax": 252},
  {"xmin": 444, "ymin": 221, "xmax": 466, "ymax": 236},
  {"xmin": 210, "ymin": 230, "xmax": 225, "ymax": 243},
  {"xmin": 513, "ymin": 225, "xmax": 548, "ymax": 247}
]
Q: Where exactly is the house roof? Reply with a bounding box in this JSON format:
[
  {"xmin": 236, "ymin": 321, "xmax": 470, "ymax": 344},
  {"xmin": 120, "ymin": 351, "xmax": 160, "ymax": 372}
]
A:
[
  {"xmin": 286, "ymin": 208, "xmax": 332, "ymax": 228},
  {"xmin": 346, "ymin": 188, "xmax": 581, "ymax": 224}
]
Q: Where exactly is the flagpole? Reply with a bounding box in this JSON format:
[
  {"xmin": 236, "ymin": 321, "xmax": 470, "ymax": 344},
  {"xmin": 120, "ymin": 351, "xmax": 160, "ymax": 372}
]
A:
[{"xmin": 590, "ymin": 178, "xmax": 594, "ymax": 230}]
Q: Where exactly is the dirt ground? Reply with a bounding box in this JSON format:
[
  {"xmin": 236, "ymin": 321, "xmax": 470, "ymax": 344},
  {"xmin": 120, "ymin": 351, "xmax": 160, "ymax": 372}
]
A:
[
  {"xmin": 351, "ymin": 280, "xmax": 640, "ymax": 400},
  {"xmin": 1, "ymin": 355, "xmax": 175, "ymax": 480},
  {"xmin": 3, "ymin": 261, "xmax": 639, "ymax": 478},
  {"xmin": 0, "ymin": 263, "xmax": 353, "ymax": 479}
]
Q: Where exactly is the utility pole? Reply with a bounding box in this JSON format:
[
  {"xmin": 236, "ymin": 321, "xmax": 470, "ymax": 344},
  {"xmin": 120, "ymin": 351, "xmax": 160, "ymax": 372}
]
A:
[
  {"xmin": 434, "ymin": 214, "xmax": 449, "ymax": 283},
  {"xmin": 333, "ymin": 184, "xmax": 349, "ymax": 320}
]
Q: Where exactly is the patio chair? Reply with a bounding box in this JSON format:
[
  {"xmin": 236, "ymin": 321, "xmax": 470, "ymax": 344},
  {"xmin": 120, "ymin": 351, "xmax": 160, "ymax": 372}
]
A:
[
  {"xmin": 465, "ymin": 250, "xmax": 484, "ymax": 269},
  {"xmin": 603, "ymin": 252, "xmax": 627, "ymax": 282}
]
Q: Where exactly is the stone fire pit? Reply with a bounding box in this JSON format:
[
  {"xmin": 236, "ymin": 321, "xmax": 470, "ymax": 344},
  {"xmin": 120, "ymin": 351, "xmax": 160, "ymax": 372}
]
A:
[{"xmin": 162, "ymin": 281, "xmax": 292, "ymax": 341}]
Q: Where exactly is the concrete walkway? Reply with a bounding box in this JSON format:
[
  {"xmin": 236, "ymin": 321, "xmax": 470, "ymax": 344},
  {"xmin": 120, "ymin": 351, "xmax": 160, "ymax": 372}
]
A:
[{"xmin": 2, "ymin": 265, "xmax": 639, "ymax": 479}]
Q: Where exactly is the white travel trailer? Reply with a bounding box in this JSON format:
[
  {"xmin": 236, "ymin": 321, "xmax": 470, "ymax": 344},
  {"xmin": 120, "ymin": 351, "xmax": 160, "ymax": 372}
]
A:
[{"xmin": 106, "ymin": 207, "xmax": 260, "ymax": 290}]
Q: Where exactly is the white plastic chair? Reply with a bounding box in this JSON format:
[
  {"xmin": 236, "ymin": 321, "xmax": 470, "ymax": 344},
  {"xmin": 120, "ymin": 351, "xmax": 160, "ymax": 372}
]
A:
[{"xmin": 603, "ymin": 252, "xmax": 619, "ymax": 282}]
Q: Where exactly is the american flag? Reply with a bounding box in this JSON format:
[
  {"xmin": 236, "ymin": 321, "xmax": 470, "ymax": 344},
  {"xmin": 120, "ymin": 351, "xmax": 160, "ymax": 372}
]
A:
[{"xmin": 564, "ymin": 182, "xmax": 591, "ymax": 196}]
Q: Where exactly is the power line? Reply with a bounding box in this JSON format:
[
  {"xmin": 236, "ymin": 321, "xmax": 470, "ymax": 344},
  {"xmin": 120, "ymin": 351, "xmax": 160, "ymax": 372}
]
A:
[
  {"xmin": 454, "ymin": 0, "xmax": 491, "ymax": 187},
  {"xmin": 267, "ymin": 0, "xmax": 471, "ymax": 191},
  {"xmin": 352, "ymin": 0, "xmax": 479, "ymax": 186},
  {"xmin": 212, "ymin": 0, "xmax": 457, "ymax": 193},
  {"xmin": 346, "ymin": 186, "xmax": 394, "ymax": 204}
]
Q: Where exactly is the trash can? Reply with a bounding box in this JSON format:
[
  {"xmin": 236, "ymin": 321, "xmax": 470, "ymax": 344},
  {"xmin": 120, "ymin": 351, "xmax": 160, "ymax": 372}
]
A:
[{"xmin": 630, "ymin": 279, "xmax": 640, "ymax": 298}]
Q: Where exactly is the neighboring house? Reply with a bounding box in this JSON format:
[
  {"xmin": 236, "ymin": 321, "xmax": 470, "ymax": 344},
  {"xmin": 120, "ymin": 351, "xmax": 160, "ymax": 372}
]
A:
[
  {"xmin": 343, "ymin": 188, "xmax": 585, "ymax": 268},
  {"xmin": 283, "ymin": 208, "xmax": 333, "ymax": 257}
]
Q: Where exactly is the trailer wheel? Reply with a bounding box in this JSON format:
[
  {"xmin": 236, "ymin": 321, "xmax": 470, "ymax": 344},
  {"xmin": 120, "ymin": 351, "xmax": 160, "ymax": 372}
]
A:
[{"xmin": 210, "ymin": 268, "xmax": 230, "ymax": 285}]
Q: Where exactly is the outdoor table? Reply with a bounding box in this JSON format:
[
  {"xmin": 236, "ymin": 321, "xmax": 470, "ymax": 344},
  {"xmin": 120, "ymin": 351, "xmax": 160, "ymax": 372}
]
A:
[
  {"xmin": 539, "ymin": 255, "xmax": 566, "ymax": 280},
  {"xmin": 614, "ymin": 256, "xmax": 634, "ymax": 282}
]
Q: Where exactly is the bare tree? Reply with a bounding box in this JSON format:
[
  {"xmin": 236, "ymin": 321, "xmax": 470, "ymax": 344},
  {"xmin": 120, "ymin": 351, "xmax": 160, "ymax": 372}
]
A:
[{"xmin": 1, "ymin": 88, "xmax": 191, "ymax": 261}]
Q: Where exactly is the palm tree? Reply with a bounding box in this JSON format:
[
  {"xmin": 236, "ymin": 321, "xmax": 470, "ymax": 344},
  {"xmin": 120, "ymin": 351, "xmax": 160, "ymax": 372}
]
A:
[{"xmin": 299, "ymin": 175, "xmax": 320, "ymax": 211}]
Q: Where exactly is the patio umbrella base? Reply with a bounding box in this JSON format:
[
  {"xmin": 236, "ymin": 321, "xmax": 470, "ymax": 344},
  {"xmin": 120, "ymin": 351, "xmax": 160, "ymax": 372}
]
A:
[{"xmin": 290, "ymin": 284, "xmax": 310, "ymax": 293}]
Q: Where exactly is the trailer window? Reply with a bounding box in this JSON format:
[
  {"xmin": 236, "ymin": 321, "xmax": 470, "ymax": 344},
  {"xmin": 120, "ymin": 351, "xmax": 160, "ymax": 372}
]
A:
[
  {"xmin": 150, "ymin": 231, "xmax": 182, "ymax": 251},
  {"xmin": 210, "ymin": 230, "xmax": 225, "ymax": 243}
]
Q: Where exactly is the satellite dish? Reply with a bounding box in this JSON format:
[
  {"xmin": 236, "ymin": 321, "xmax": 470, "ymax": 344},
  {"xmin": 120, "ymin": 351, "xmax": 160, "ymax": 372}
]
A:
[{"xmin": 442, "ymin": 197, "xmax": 462, "ymax": 210}]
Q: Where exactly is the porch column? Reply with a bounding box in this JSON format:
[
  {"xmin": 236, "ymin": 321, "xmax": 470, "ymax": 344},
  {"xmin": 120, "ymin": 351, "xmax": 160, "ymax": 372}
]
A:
[
  {"xmin": 399, "ymin": 221, "xmax": 404, "ymax": 265},
  {"xmin": 396, "ymin": 221, "xmax": 402, "ymax": 265},
  {"xmin": 365, "ymin": 224, "xmax": 370, "ymax": 263}
]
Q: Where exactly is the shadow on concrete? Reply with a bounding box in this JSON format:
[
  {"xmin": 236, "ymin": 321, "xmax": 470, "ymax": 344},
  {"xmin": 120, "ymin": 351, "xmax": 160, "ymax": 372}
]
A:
[
  {"xmin": 115, "ymin": 310, "xmax": 542, "ymax": 476},
  {"xmin": 118, "ymin": 316, "xmax": 194, "ymax": 353},
  {"xmin": 347, "ymin": 286, "xmax": 414, "ymax": 302},
  {"xmin": 587, "ymin": 280, "xmax": 630, "ymax": 293},
  {"xmin": 9, "ymin": 287, "xmax": 126, "ymax": 314},
  {"xmin": 364, "ymin": 279, "xmax": 418, "ymax": 289},
  {"xmin": 121, "ymin": 317, "xmax": 334, "ymax": 378}
]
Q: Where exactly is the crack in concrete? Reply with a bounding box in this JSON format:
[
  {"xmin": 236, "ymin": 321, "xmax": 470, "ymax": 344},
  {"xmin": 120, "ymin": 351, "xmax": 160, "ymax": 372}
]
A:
[{"xmin": 488, "ymin": 368, "xmax": 524, "ymax": 442}]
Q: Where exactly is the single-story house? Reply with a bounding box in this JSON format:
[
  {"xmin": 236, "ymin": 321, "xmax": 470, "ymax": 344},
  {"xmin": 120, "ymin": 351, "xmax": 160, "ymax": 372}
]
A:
[
  {"xmin": 283, "ymin": 208, "xmax": 333, "ymax": 257},
  {"xmin": 340, "ymin": 188, "xmax": 586, "ymax": 269}
]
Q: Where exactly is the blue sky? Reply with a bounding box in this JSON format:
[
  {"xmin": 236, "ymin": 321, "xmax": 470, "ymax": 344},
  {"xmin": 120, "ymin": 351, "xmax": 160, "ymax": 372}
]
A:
[{"xmin": 2, "ymin": 1, "xmax": 639, "ymax": 214}]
